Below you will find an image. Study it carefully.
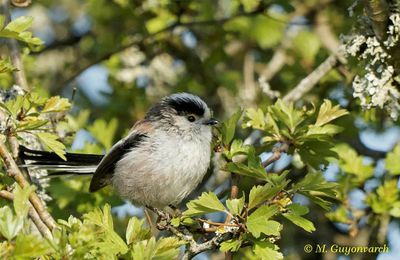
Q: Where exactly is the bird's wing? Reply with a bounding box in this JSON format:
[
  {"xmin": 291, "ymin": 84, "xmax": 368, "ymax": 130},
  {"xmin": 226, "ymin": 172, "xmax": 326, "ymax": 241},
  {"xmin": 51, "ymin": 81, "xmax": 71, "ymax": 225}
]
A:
[{"xmin": 89, "ymin": 120, "xmax": 152, "ymax": 192}]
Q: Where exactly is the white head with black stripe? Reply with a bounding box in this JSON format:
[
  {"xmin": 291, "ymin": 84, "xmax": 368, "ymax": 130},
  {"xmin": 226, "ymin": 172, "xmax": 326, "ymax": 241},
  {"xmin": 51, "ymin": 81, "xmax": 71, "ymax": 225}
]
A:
[{"xmin": 145, "ymin": 93, "xmax": 218, "ymax": 136}]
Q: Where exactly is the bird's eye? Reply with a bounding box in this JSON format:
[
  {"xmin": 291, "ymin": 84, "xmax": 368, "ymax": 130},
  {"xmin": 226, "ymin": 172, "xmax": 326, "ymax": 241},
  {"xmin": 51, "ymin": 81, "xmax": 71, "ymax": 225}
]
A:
[{"xmin": 187, "ymin": 115, "xmax": 196, "ymax": 122}]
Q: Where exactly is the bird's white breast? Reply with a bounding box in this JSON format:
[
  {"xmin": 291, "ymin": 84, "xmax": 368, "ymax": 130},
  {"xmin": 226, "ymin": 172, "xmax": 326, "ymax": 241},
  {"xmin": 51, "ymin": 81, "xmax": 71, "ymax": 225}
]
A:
[{"xmin": 111, "ymin": 128, "xmax": 212, "ymax": 208}]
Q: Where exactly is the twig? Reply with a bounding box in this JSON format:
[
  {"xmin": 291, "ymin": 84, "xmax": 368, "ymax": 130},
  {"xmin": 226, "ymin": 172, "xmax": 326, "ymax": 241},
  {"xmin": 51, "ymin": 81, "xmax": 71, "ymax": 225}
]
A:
[
  {"xmin": 0, "ymin": 141, "xmax": 56, "ymax": 230},
  {"xmin": 261, "ymin": 142, "xmax": 290, "ymax": 168},
  {"xmin": 282, "ymin": 50, "xmax": 345, "ymax": 103},
  {"xmin": 0, "ymin": 190, "xmax": 52, "ymax": 239},
  {"xmin": 0, "ymin": 0, "xmax": 30, "ymax": 91},
  {"xmin": 61, "ymin": 5, "xmax": 269, "ymax": 87},
  {"xmin": 182, "ymin": 233, "xmax": 231, "ymax": 260}
]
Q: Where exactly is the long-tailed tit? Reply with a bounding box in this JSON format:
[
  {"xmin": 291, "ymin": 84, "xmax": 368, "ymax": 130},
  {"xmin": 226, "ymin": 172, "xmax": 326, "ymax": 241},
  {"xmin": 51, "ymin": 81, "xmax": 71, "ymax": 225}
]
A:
[{"xmin": 20, "ymin": 93, "xmax": 218, "ymax": 208}]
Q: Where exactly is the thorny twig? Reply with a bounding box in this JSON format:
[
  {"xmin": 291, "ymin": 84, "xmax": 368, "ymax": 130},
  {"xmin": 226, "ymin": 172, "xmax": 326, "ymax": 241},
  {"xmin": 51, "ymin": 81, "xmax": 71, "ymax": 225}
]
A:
[{"xmin": 261, "ymin": 142, "xmax": 291, "ymax": 168}]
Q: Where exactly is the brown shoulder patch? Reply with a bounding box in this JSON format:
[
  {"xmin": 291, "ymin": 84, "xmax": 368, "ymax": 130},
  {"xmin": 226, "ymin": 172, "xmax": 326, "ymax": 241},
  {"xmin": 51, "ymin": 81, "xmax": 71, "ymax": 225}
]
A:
[{"xmin": 129, "ymin": 120, "xmax": 154, "ymax": 134}]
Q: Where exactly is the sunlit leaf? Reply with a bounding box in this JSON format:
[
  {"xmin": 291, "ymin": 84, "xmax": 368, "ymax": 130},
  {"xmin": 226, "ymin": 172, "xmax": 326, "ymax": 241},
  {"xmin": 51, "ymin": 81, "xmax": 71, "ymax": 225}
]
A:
[
  {"xmin": 183, "ymin": 192, "xmax": 226, "ymax": 217},
  {"xmin": 36, "ymin": 132, "xmax": 66, "ymax": 160}
]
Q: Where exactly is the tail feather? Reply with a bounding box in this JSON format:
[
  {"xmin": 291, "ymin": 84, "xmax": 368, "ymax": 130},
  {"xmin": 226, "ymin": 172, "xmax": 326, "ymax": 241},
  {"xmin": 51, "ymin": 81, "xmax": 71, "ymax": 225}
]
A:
[{"xmin": 19, "ymin": 146, "xmax": 103, "ymax": 176}]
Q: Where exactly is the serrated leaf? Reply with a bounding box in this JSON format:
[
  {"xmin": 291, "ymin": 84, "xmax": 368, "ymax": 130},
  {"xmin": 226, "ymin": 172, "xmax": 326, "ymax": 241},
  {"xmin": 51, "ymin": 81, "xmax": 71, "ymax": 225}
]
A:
[
  {"xmin": 126, "ymin": 217, "xmax": 151, "ymax": 245},
  {"xmin": 226, "ymin": 196, "xmax": 245, "ymax": 216},
  {"xmin": 13, "ymin": 185, "xmax": 35, "ymax": 218},
  {"xmin": 220, "ymin": 238, "xmax": 242, "ymax": 252},
  {"xmin": 292, "ymin": 172, "xmax": 338, "ymax": 210},
  {"xmin": 243, "ymin": 108, "xmax": 265, "ymax": 130},
  {"xmin": 0, "ymin": 206, "xmax": 23, "ymax": 241},
  {"xmin": 88, "ymin": 118, "xmax": 118, "ymax": 149},
  {"xmin": 183, "ymin": 192, "xmax": 226, "ymax": 217},
  {"xmin": 227, "ymin": 161, "xmax": 268, "ymax": 181},
  {"xmin": 42, "ymin": 96, "xmax": 71, "ymax": 113},
  {"xmin": 248, "ymin": 182, "xmax": 287, "ymax": 210},
  {"xmin": 84, "ymin": 204, "xmax": 128, "ymax": 255},
  {"xmin": 14, "ymin": 234, "xmax": 52, "ymax": 258},
  {"xmin": 0, "ymin": 16, "xmax": 43, "ymax": 46},
  {"xmin": 246, "ymin": 205, "xmax": 280, "ymax": 238},
  {"xmin": 283, "ymin": 204, "xmax": 315, "ymax": 233},
  {"xmin": 334, "ymin": 144, "xmax": 374, "ymax": 182},
  {"xmin": 269, "ymin": 99, "xmax": 305, "ymax": 133},
  {"xmin": 297, "ymin": 140, "xmax": 338, "ymax": 169},
  {"xmin": 315, "ymin": 99, "xmax": 348, "ymax": 127},
  {"xmin": 221, "ymin": 109, "xmax": 243, "ymax": 146},
  {"xmin": 306, "ymin": 124, "xmax": 344, "ymax": 137},
  {"xmin": 253, "ymin": 241, "xmax": 283, "ymax": 260},
  {"xmin": 154, "ymin": 237, "xmax": 185, "ymax": 260},
  {"xmin": 4, "ymin": 16, "xmax": 33, "ymax": 33},
  {"xmin": 282, "ymin": 213, "xmax": 315, "ymax": 233},
  {"xmin": 0, "ymin": 58, "xmax": 17, "ymax": 73},
  {"xmin": 1, "ymin": 95, "xmax": 24, "ymax": 117},
  {"xmin": 228, "ymin": 139, "xmax": 250, "ymax": 159},
  {"xmin": 16, "ymin": 119, "xmax": 48, "ymax": 131},
  {"xmin": 36, "ymin": 132, "xmax": 66, "ymax": 160},
  {"xmin": 385, "ymin": 144, "xmax": 400, "ymax": 175}
]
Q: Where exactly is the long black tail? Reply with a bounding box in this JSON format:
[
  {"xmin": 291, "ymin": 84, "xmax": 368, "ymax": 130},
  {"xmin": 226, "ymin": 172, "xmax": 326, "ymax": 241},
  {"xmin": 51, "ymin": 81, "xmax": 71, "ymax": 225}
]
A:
[{"xmin": 19, "ymin": 146, "xmax": 104, "ymax": 176}]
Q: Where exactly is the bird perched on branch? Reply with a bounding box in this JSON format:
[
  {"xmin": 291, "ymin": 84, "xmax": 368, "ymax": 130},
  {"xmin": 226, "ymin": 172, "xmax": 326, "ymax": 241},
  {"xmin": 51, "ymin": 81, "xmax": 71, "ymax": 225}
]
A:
[{"xmin": 20, "ymin": 93, "xmax": 218, "ymax": 208}]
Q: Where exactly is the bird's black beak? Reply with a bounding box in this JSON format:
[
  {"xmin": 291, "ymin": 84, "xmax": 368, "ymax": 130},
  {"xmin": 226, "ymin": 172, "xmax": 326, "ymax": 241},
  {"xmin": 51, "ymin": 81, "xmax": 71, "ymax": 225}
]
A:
[{"xmin": 204, "ymin": 118, "xmax": 219, "ymax": 126}]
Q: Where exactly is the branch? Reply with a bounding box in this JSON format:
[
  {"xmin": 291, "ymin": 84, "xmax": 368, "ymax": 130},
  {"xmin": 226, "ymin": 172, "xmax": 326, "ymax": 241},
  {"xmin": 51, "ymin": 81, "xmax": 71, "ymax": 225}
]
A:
[
  {"xmin": 0, "ymin": 0, "xmax": 30, "ymax": 91},
  {"xmin": 282, "ymin": 49, "xmax": 345, "ymax": 103},
  {"xmin": 0, "ymin": 190, "xmax": 52, "ymax": 239},
  {"xmin": 261, "ymin": 142, "xmax": 290, "ymax": 168},
  {"xmin": 60, "ymin": 5, "xmax": 268, "ymax": 87},
  {"xmin": 364, "ymin": 0, "xmax": 390, "ymax": 41},
  {"xmin": 0, "ymin": 141, "xmax": 56, "ymax": 230}
]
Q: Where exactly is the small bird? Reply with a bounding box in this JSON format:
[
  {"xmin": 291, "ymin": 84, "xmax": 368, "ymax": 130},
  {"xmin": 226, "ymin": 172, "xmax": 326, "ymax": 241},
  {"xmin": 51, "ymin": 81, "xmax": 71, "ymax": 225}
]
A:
[{"xmin": 20, "ymin": 93, "xmax": 218, "ymax": 208}]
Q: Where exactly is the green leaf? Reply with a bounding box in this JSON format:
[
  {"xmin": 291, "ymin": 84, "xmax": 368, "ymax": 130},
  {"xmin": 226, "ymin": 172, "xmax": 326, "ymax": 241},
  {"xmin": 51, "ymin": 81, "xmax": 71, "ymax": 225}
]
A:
[
  {"xmin": 0, "ymin": 206, "xmax": 23, "ymax": 241},
  {"xmin": 226, "ymin": 147, "xmax": 269, "ymax": 181},
  {"xmin": 14, "ymin": 234, "xmax": 52, "ymax": 258},
  {"xmin": 0, "ymin": 58, "xmax": 17, "ymax": 73},
  {"xmin": 334, "ymin": 144, "xmax": 374, "ymax": 182},
  {"xmin": 297, "ymin": 140, "xmax": 338, "ymax": 169},
  {"xmin": 0, "ymin": 16, "xmax": 43, "ymax": 46},
  {"xmin": 248, "ymin": 182, "xmax": 288, "ymax": 210},
  {"xmin": 42, "ymin": 96, "xmax": 71, "ymax": 113},
  {"xmin": 16, "ymin": 119, "xmax": 48, "ymax": 131},
  {"xmin": 13, "ymin": 185, "xmax": 35, "ymax": 218},
  {"xmin": 269, "ymin": 99, "xmax": 305, "ymax": 133},
  {"xmin": 243, "ymin": 108, "xmax": 265, "ymax": 130},
  {"xmin": 131, "ymin": 237, "xmax": 157, "ymax": 260},
  {"xmin": 0, "ymin": 95, "xmax": 24, "ymax": 118},
  {"xmin": 293, "ymin": 30, "xmax": 320, "ymax": 62},
  {"xmin": 366, "ymin": 180, "xmax": 399, "ymax": 214},
  {"xmin": 84, "ymin": 204, "xmax": 129, "ymax": 255},
  {"xmin": 315, "ymin": 99, "xmax": 348, "ymax": 127},
  {"xmin": 183, "ymin": 192, "xmax": 226, "ymax": 217},
  {"xmin": 246, "ymin": 205, "xmax": 280, "ymax": 238},
  {"xmin": 220, "ymin": 238, "xmax": 242, "ymax": 252},
  {"xmin": 253, "ymin": 240, "xmax": 283, "ymax": 260},
  {"xmin": 221, "ymin": 109, "xmax": 243, "ymax": 146},
  {"xmin": 36, "ymin": 132, "xmax": 66, "ymax": 160},
  {"xmin": 126, "ymin": 217, "xmax": 151, "ymax": 245},
  {"xmin": 88, "ymin": 118, "xmax": 118, "ymax": 149},
  {"xmin": 385, "ymin": 144, "xmax": 400, "ymax": 175},
  {"xmin": 292, "ymin": 172, "xmax": 338, "ymax": 210},
  {"xmin": 282, "ymin": 204, "xmax": 315, "ymax": 232},
  {"xmin": 4, "ymin": 16, "xmax": 33, "ymax": 33},
  {"xmin": 227, "ymin": 139, "xmax": 250, "ymax": 159},
  {"xmin": 226, "ymin": 196, "xmax": 245, "ymax": 216},
  {"xmin": 306, "ymin": 124, "xmax": 344, "ymax": 138},
  {"xmin": 153, "ymin": 237, "xmax": 185, "ymax": 260}
]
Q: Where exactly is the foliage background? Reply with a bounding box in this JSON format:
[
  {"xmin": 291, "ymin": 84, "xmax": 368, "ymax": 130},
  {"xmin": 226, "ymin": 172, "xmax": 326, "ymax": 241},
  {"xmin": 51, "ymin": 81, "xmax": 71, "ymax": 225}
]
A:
[{"xmin": 1, "ymin": 0, "xmax": 400, "ymax": 259}]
